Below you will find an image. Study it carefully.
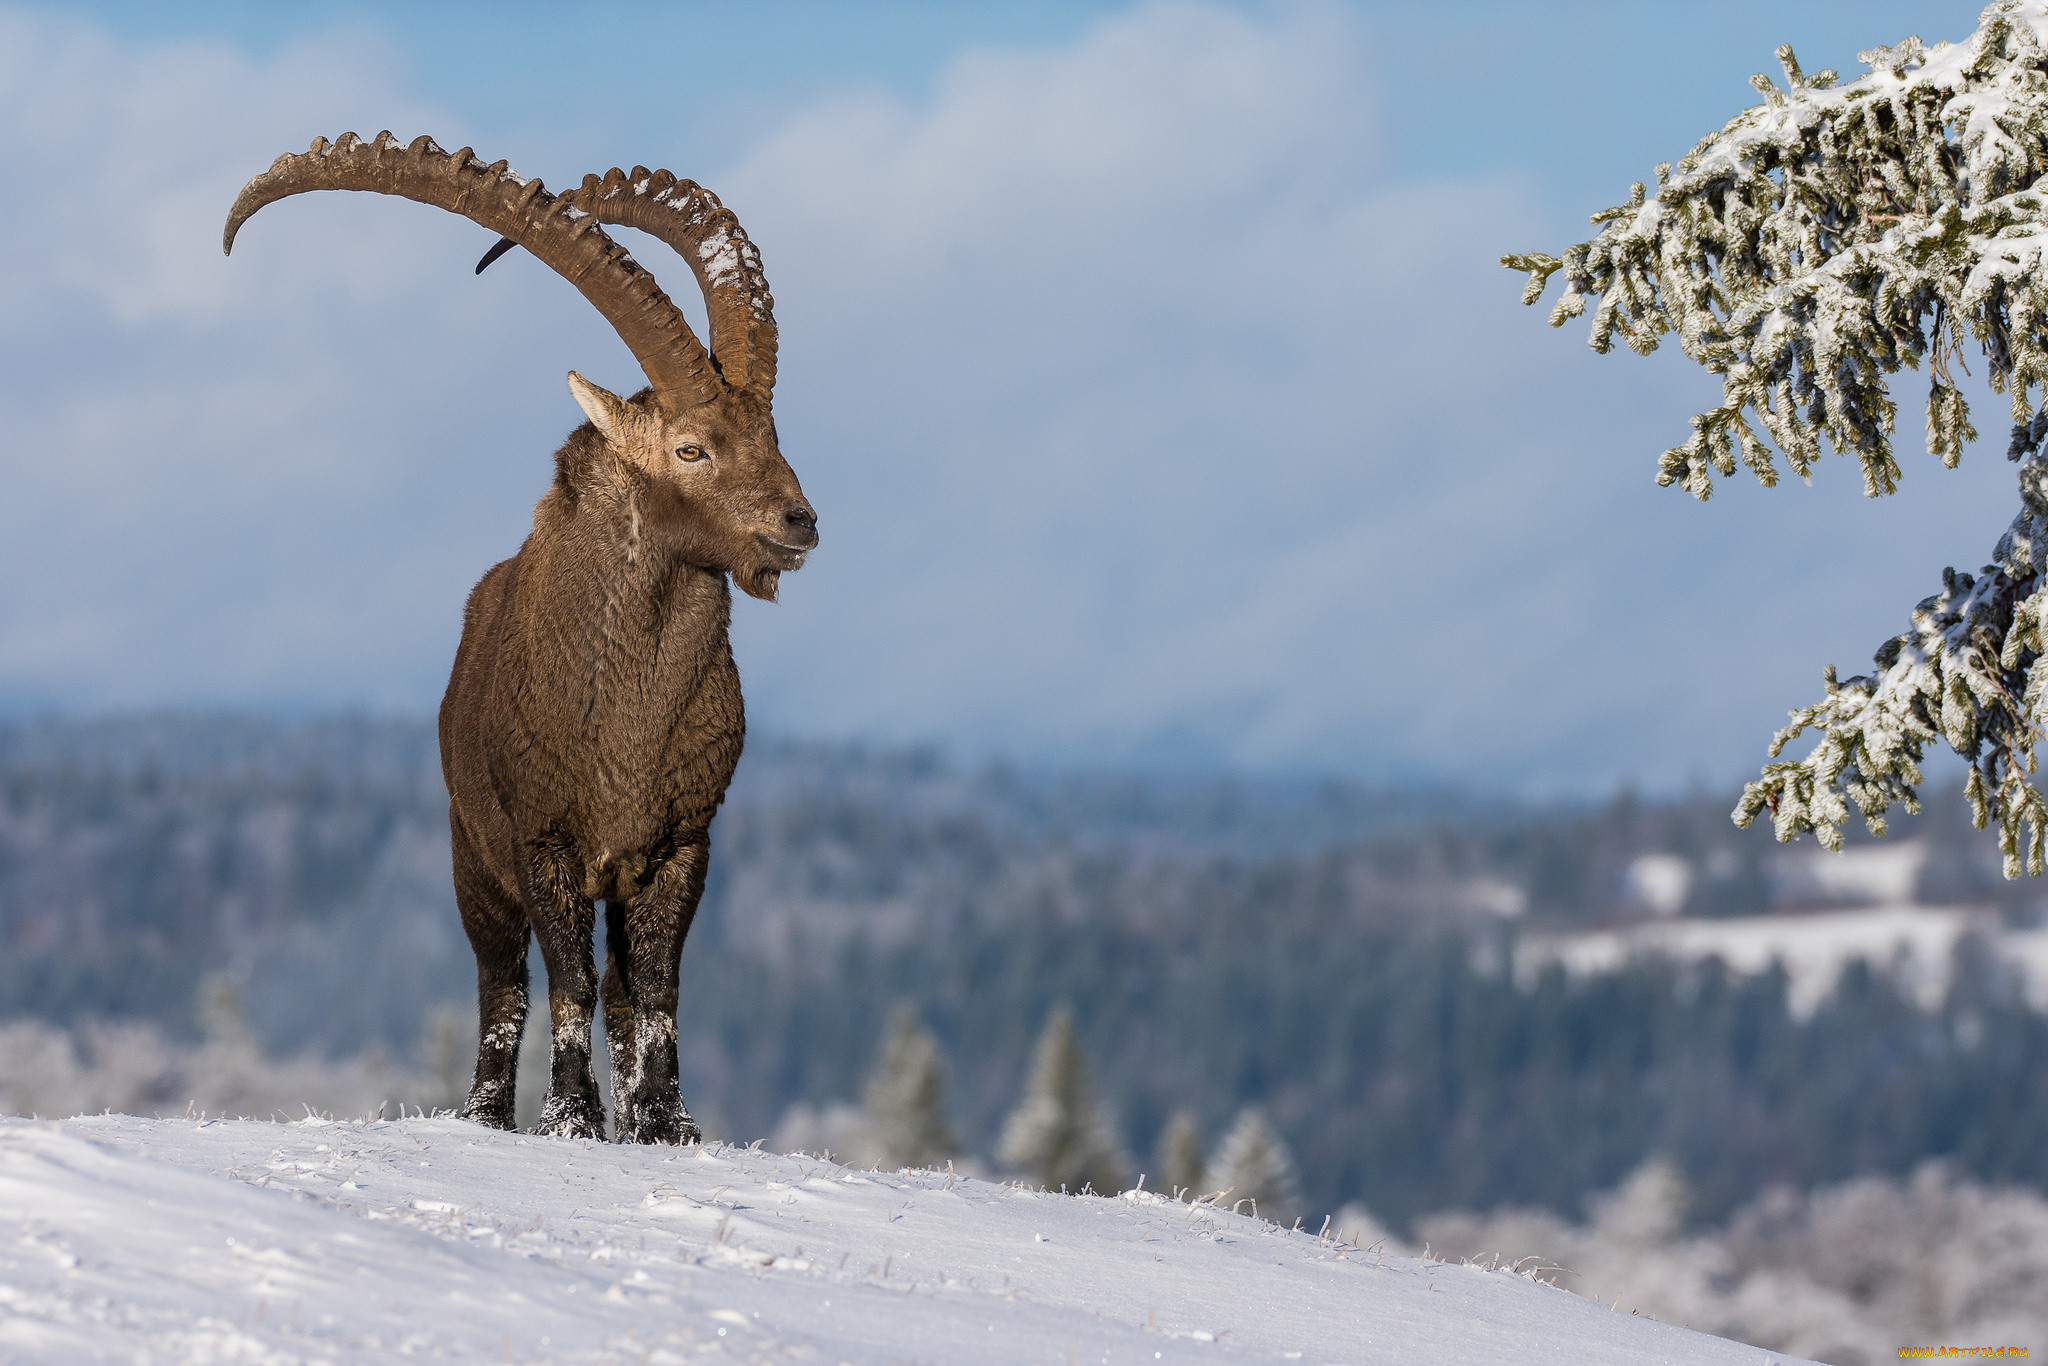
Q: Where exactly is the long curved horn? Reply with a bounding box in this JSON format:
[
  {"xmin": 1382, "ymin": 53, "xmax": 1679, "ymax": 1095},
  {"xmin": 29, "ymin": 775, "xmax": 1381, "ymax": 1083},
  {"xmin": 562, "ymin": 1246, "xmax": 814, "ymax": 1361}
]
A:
[
  {"xmin": 477, "ymin": 167, "xmax": 778, "ymax": 395},
  {"xmin": 572, "ymin": 168, "xmax": 778, "ymax": 396},
  {"xmin": 224, "ymin": 132, "xmax": 722, "ymax": 406}
]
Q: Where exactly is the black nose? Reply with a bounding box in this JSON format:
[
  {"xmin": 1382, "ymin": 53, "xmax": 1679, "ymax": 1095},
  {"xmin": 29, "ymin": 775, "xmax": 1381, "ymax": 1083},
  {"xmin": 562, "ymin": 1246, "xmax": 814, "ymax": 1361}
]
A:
[{"xmin": 783, "ymin": 503, "xmax": 818, "ymax": 543}]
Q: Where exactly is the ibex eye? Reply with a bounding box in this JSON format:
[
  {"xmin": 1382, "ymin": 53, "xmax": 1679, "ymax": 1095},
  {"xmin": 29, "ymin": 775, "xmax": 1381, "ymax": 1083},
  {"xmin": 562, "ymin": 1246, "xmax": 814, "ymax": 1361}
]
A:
[{"xmin": 675, "ymin": 444, "xmax": 707, "ymax": 462}]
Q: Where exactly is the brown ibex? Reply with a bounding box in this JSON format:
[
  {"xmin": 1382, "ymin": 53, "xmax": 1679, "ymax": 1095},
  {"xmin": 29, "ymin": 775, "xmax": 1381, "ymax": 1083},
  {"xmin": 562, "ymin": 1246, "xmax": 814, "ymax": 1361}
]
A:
[{"xmin": 224, "ymin": 133, "xmax": 816, "ymax": 1143}]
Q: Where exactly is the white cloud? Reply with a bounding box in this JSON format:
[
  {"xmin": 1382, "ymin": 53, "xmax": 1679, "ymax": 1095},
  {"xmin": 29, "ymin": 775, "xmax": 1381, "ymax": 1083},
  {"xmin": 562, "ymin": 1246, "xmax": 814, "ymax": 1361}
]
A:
[
  {"xmin": 0, "ymin": 1, "xmax": 2024, "ymax": 790},
  {"xmin": 0, "ymin": 10, "xmax": 448, "ymax": 324},
  {"xmin": 708, "ymin": 1, "xmax": 1721, "ymax": 779},
  {"xmin": 0, "ymin": 8, "xmax": 607, "ymax": 709}
]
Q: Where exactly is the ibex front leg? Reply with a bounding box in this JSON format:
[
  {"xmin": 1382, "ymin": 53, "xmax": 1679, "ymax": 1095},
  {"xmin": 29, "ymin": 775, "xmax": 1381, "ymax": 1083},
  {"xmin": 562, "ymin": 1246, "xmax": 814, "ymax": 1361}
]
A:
[
  {"xmin": 524, "ymin": 835, "xmax": 606, "ymax": 1140},
  {"xmin": 453, "ymin": 820, "xmax": 528, "ymax": 1131},
  {"xmin": 608, "ymin": 838, "xmax": 707, "ymax": 1144}
]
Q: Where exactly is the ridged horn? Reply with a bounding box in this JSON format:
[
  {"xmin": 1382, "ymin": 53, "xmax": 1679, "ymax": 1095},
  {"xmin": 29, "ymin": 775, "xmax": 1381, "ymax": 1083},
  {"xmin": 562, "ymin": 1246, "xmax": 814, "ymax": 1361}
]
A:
[
  {"xmin": 224, "ymin": 132, "xmax": 722, "ymax": 406},
  {"xmin": 478, "ymin": 166, "xmax": 779, "ymax": 395}
]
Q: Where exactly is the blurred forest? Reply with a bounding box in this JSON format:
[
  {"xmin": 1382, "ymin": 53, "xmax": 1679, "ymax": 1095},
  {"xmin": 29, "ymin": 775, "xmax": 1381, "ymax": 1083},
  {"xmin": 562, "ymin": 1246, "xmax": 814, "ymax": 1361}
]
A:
[{"xmin": 2, "ymin": 713, "xmax": 2045, "ymax": 1234}]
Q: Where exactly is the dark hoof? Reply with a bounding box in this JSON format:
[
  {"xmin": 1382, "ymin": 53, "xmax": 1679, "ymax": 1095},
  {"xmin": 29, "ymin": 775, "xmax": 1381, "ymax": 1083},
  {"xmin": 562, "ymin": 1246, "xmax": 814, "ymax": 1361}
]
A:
[
  {"xmin": 532, "ymin": 1092, "xmax": 606, "ymax": 1141},
  {"xmin": 623, "ymin": 1095, "xmax": 700, "ymax": 1145},
  {"xmin": 459, "ymin": 1083, "xmax": 516, "ymax": 1131}
]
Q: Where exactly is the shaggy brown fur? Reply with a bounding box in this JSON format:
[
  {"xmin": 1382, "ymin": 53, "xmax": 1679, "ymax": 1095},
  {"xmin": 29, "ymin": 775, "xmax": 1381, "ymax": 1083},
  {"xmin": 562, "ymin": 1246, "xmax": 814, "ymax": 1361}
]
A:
[
  {"xmin": 441, "ymin": 380, "xmax": 813, "ymax": 1142},
  {"xmin": 224, "ymin": 134, "xmax": 814, "ymax": 1142}
]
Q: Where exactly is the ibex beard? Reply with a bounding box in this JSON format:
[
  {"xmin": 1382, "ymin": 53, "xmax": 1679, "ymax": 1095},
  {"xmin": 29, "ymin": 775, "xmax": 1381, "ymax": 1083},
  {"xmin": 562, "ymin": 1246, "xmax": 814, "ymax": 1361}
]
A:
[{"xmin": 225, "ymin": 133, "xmax": 817, "ymax": 1142}]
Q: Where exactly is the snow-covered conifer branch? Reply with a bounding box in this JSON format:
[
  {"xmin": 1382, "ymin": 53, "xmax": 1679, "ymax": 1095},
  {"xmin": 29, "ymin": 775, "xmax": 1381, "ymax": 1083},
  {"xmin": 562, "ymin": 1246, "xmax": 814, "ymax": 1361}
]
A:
[
  {"xmin": 1509, "ymin": 2, "xmax": 2048, "ymax": 500},
  {"xmin": 1511, "ymin": 1, "xmax": 2048, "ymax": 873},
  {"xmin": 1734, "ymin": 420, "xmax": 2048, "ymax": 873}
]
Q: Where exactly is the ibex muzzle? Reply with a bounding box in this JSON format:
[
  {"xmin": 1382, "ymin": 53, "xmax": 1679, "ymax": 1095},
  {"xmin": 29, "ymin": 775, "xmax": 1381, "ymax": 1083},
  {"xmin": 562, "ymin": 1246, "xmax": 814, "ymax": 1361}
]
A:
[{"xmin": 226, "ymin": 133, "xmax": 816, "ymax": 1142}]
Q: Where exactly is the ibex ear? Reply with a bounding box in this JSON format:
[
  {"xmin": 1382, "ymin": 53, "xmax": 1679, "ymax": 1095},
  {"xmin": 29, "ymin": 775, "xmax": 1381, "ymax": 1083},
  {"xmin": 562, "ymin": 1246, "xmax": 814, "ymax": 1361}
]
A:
[{"xmin": 567, "ymin": 371, "xmax": 634, "ymax": 449}]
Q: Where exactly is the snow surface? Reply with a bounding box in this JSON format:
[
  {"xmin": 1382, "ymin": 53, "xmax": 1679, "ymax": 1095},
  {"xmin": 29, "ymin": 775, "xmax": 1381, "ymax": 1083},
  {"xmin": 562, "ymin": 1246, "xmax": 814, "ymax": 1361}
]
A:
[{"xmin": 0, "ymin": 1114, "xmax": 1810, "ymax": 1364}]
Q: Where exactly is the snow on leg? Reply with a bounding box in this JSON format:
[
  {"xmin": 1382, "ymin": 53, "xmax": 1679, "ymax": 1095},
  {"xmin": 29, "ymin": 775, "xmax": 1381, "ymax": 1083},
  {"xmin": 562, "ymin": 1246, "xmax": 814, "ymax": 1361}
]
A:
[
  {"xmin": 453, "ymin": 815, "xmax": 528, "ymax": 1131},
  {"xmin": 618, "ymin": 838, "xmax": 706, "ymax": 1144},
  {"xmin": 524, "ymin": 834, "xmax": 605, "ymax": 1141}
]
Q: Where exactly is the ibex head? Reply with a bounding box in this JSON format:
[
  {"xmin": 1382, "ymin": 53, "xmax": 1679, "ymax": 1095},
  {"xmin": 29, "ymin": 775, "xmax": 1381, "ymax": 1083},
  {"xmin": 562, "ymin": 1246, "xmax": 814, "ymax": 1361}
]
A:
[
  {"xmin": 564, "ymin": 374, "xmax": 813, "ymax": 601},
  {"xmin": 224, "ymin": 133, "xmax": 816, "ymax": 601}
]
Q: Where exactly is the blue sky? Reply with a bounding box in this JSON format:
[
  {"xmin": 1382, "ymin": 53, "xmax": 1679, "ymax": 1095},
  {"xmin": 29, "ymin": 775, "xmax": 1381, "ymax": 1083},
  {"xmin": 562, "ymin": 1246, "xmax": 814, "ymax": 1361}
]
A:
[{"xmin": 0, "ymin": 0, "xmax": 2014, "ymax": 790}]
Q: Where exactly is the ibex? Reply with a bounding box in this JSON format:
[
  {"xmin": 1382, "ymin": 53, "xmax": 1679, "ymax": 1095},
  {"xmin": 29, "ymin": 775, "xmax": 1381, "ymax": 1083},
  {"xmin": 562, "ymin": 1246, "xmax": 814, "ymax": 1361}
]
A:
[{"xmin": 224, "ymin": 133, "xmax": 816, "ymax": 1143}]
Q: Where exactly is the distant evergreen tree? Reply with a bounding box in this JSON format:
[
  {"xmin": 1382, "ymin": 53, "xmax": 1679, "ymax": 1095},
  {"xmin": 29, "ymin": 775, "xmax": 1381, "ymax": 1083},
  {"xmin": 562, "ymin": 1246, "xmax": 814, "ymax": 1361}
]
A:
[
  {"xmin": 862, "ymin": 1004, "xmax": 956, "ymax": 1169},
  {"xmin": 1157, "ymin": 1109, "xmax": 1206, "ymax": 1200},
  {"xmin": 419, "ymin": 1005, "xmax": 474, "ymax": 1115},
  {"xmin": 1208, "ymin": 1108, "xmax": 1302, "ymax": 1226},
  {"xmin": 999, "ymin": 1006, "xmax": 1125, "ymax": 1192},
  {"xmin": 197, "ymin": 975, "xmax": 250, "ymax": 1051},
  {"xmin": 1588, "ymin": 1157, "xmax": 1689, "ymax": 1250}
]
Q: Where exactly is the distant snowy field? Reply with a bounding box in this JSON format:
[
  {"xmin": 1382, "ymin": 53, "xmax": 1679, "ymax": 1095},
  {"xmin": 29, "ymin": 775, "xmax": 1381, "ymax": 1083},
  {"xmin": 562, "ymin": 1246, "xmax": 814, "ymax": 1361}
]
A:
[
  {"xmin": 1519, "ymin": 902, "xmax": 2048, "ymax": 1016},
  {"xmin": 0, "ymin": 1115, "xmax": 1807, "ymax": 1365}
]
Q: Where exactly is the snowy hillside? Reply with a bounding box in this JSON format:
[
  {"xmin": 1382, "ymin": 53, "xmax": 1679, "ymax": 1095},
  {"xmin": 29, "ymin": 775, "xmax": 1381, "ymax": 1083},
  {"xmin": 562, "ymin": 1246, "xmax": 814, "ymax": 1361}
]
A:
[{"xmin": 0, "ymin": 1115, "xmax": 1810, "ymax": 1364}]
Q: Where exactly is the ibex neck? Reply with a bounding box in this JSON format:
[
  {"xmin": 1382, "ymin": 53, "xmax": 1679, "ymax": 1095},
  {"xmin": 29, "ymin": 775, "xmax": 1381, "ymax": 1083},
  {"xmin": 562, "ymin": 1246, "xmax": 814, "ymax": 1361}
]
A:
[{"xmin": 529, "ymin": 477, "xmax": 722, "ymax": 630}]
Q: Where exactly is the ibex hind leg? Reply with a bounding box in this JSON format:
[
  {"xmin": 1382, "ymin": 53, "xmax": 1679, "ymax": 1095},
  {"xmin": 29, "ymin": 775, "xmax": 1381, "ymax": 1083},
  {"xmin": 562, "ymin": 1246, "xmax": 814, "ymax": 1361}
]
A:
[
  {"xmin": 525, "ymin": 838, "xmax": 607, "ymax": 1141},
  {"xmin": 600, "ymin": 901, "xmax": 638, "ymax": 1139},
  {"xmin": 617, "ymin": 841, "xmax": 707, "ymax": 1145},
  {"xmin": 453, "ymin": 822, "xmax": 528, "ymax": 1131}
]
